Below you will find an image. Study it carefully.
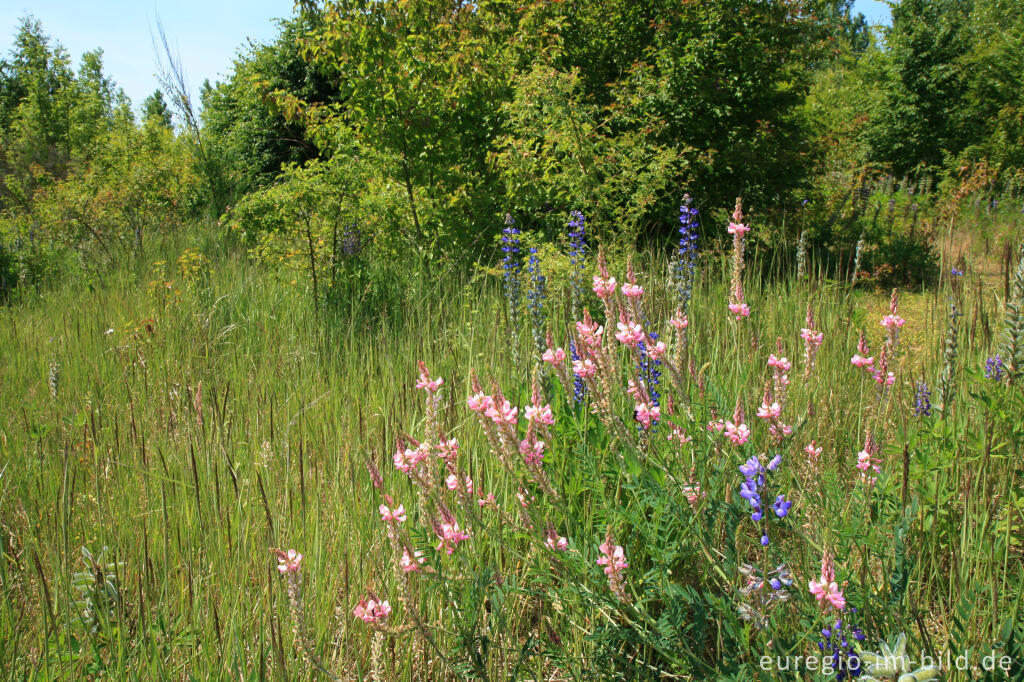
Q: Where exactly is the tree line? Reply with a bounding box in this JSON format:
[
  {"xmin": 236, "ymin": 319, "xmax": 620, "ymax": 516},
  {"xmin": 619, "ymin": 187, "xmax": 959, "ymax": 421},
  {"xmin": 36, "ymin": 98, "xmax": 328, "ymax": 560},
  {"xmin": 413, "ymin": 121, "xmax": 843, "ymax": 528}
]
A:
[{"xmin": 1, "ymin": 0, "xmax": 1022, "ymax": 299}]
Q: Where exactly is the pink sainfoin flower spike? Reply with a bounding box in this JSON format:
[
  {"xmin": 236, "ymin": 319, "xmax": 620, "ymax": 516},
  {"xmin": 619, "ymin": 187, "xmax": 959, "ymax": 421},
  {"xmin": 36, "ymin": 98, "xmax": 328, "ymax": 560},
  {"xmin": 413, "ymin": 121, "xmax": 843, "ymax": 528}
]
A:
[
  {"xmin": 880, "ymin": 288, "xmax": 905, "ymax": 359},
  {"xmin": 669, "ymin": 310, "xmax": 688, "ymax": 330},
  {"xmin": 634, "ymin": 402, "xmax": 660, "ymax": 430},
  {"xmin": 727, "ymin": 197, "xmax": 751, "ymax": 320},
  {"xmin": 724, "ymin": 401, "xmax": 749, "ymax": 445},
  {"xmin": 467, "ymin": 392, "xmax": 492, "ymax": 413},
  {"xmin": 484, "ymin": 396, "xmax": 518, "ymax": 425},
  {"xmin": 851, "ymin": 354, "xmax": 874, "ymax": 369},
  {"xmin": 400, "ymin": 548, "xmax": 426, "ymax": 573},
  {"xmin": 856, "ymin": 430, "xmax": 881, "ymax": 485},
  {"xmin": 415, "ymin": 361, "xmax": 443, "ymax": 393},
  {"xmin": 801, "ymin": 306, "xmax": 824, "ymax": 377},
  {"xmin": 808, "ymin": 552, "xmax": 845, "ymax": 610},
  {"xmin": 681, "ymin": 482, "xmax": 703, "ymax": 507},
  {"xmin": 728, "ymin": 302, "xmax": 751, "ymax": 320},
  {"xmin": 767, "ymin": 354, "xmax": 792, "ymax": 373},
  {"xmin": 757, "ymin": 399, "xmax": 781, "ymax": 420},
  {"xmin": 353, "ymin": 595, "xmax": 392, "ymax": 624},
  {"xmin": 724, "ymin": 401, "xmax": 749, "ymax": 444},
  {"xmin": 379, "ymin": 503, "xmax": 407, "ymax": 524},
  {"xmin": 542, "ymin": 347, "xmax": 566, "ymax": 367},
  {"xmin": 445, "ymin": 473, "xmax": 474, "ymax": 497},
  {"xmin": 727, "ymin": 221, "xmax": 750, "ymax": 236},
  {"xmin": 572, "ymin": 357, "xmax": 596, "ymax": 378},
  {"xmin": 805, "ymin": 441, "xmax": 822, "ymax": 461},
  {"xmin": 881, "ymin": 312, "xmax": 906, "ymax": 332},
  {"xmin": 275, "ymin": 549, "xmax": 303, "ymax": 574},
  {"xmin": 724, "ymin": 420, "xmax": 750, "ymax": 445},
  {"xmin": 393, "ymin": 437, "xmax": 430, "ymax": 475},
  {"xmin": 621, "ymin": 282, "xmax": 644, "ymax": 299},
  {"xmin": 524, "ymin": 403, "xmax": 554, "ymax": 425},
  {"xmin": 576, "ymin": 309, "xmax": 604, "ymax": 348},
  {"xmin": 437, "ymin": 438, "xmax": 459, "ymax": 464},
  {"xmin": 801, "ymin": 327, "xmax": 824, "ymax": 347},
  {"xmin": 614, "ymin": 311, "xmax": 644, "ymax": 347},
  {"xmin": 592, "ymin": 275, "xmax": 617, "ymax": 299},
  {"xmin": 874, "ymin": 370, "xmax": 895, "ymax": 386},
  {"xmin": 597, "ymin": 531, "xmax": 628, "ymax": 600},
  {"xmin": 519, "ymin": 437, "xmax": 546, "ymax": 465},
  {"xmin": 545, "ymin": 524, "xmax": 569, "ymax": 551},
  {"xmin": 435, "ymin": 520, "xmax": 470, "ymax": 554},
  {"xmin": 851, "ymin": 330, "xmax": 874, "ymax": 369}
]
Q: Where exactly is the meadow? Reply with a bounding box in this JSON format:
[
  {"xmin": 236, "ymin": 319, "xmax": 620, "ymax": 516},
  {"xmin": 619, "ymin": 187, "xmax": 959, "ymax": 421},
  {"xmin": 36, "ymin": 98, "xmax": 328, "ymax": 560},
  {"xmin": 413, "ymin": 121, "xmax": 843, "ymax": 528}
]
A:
[{"xmin": 2, "ymin": 196, "xmax": 1023, "ymax": 681}]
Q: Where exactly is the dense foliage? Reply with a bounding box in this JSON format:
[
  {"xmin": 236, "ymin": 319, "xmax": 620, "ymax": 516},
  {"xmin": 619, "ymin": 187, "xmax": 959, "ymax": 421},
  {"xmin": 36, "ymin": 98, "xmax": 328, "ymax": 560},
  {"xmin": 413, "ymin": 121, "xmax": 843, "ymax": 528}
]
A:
[{"xmin": 2, "ymin": 1, "xmax": 1023, "ymax": 299}]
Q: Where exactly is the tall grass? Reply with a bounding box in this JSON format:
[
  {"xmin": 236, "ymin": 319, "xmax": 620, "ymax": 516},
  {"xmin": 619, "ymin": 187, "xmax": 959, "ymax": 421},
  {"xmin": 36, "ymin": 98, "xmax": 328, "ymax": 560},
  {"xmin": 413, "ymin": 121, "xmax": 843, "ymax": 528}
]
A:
[{"xmin": 1, "ymin": 219, "xmax": 1022, "ymax": 680}]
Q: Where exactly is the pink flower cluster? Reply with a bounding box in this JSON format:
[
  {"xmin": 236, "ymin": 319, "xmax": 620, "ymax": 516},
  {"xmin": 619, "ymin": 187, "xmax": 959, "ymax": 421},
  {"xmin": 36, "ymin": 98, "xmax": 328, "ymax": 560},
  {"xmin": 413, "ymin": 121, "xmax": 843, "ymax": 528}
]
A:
[
  {"xmin": 621, "ymin": 283, "xmax": 644, "ymax": 298},
  {"xmin": 756, "ymin": 400, "xmax": 781, "ymax": 420},
  {"xmin": 801, "ymin": 307, "xmax": 824, "ymax": 377},
  {"xmin": 486, "ymin": 397, "xmax": 519, "ymax": 425},
  {"xmin": 669, "ymin": 311, "xmax": 688, "ymax": 330},
  {"xmin": 767, "ymin": 354, "xmax": 791, "ymax": 381},
  {"xmin": 627, "ymin": 379, "xmax": 660, "ymax": 430},
  {"xmin": 681, "ymin": 482, "xmax": 704, "ymax": 507},
  {"xmin": 808, "ymin": 553, "xmax": 845, "ymax": 610},
  {"xmin": 725, "ymin": 420, "xmax": 750, "ymax": 445},
  {"xmin": 353, "ymin": 595, "xmax": 392, "ymax": 624},
  {"xmin": 435, "ymin": 519, "xmax": 470, "ymax": 554},
  {"xmin": 468, "ymin": 390, "xmax": 519, "ymax": 425},
  {"xmin": 393, "ymin": 439, "xmax": 431, "ymax": 475},
  {"xmin": 800, "ymin": 328, "xmax": 824, "ymax": 347},
  {"xmin": 542, "ymin": 347, "xmax": 566, "ymax": 367},
  {"xmin": 415, "ymin": 360, "xmax": 443, "ymax": 393},
  {"xmin": 524, "ymin": 403, "xmax": 554, "ymax": 425},
  {"xmin": 728, "ymin": 301, "xmax": 751, "ymax": 320},
  {"xmin": 614, "ymin": 312, "xmax": 644, "ymax": 347},
  {"xmin": 759, "ymin": 351, "xmax": 792, "ymax": 443},
  {"xmin": 597, "ymin": 533, "xmax": 628, "ymax": 600},
  {"xmin": 854, "ymin": 430, "xmax": 882, "ymax": 486},
  {"xmin": 545, "ymin": 524, "xmax": 569, "ymax": 552},
  {"xmin": 727, "ymin": 198, "xmax": 751, "ymax": 321},
  {"xmin": 880, "ymin": 314, "xmax": 906, "ymax": 334},
  {"xmin": 400, "ymin": 548, "xmax": 426, "ymax": 573},
  {"xmin": 592, "ymin": 274, "xmax": 617, "ymax": 299},
  {"xmin": 576, "ymin": 310, "xmax": 604, "ymax": 348},
  {"xmin": 379, "ymin": 503, "xmax": 407, "ymax": 524},
  {"xmin": 850, "ymin": 330, "xmax": 895, "ymax": 386},
  {"xmin": 275, "ymin": 549, "xmax": 303, "ymax": 574},
  {"xmin": 727, "ymin": 221, "xmax": 751, "ymax": 236}
]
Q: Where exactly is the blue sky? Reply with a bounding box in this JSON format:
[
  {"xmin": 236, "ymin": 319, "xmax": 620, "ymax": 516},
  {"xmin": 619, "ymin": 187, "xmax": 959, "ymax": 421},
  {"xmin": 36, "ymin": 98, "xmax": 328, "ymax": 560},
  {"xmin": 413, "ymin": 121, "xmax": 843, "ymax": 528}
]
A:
[
  {"xmin": 0, "ymin": 1, "xmax": 291, "ymax": 111},
  {"xmin": 1, "ymin": 0, "xmax": 893, "ymax": 114},
  {"xmin": 855, "ymin": 0, "xmax": 892, "ymax": 26}
]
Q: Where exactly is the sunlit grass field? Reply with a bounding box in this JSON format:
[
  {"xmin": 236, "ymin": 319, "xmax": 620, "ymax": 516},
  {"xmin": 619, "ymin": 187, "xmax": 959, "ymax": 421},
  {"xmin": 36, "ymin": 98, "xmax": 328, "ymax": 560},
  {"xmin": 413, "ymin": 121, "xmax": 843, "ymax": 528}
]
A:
[{"xmin": 1, "ymin": 221, "xmax": 1023, "ymax": 680}]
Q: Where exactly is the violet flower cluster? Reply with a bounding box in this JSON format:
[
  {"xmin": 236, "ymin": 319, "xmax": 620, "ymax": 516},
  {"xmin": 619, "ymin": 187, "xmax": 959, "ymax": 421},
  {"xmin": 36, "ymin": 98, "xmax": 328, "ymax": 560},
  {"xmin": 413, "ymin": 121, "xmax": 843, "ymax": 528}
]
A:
[
  {"xmin": 340, "ymin": 221, "xmax": 361, "ymax": 257},
  {"xmin": 567, "ymin": 210, "xmax": 587, "ymax": 317},
  {"xmin": 567, "ymin": 211, "xmax": 588, "ymax": 402},
  {"xmin": 526, "ymin": 246, "xmax": 546, "ymax": 357},
  {"xmin": 674, "ymin": 195, "xmax": 699, "ymax": 315},
  {"xmin": 985, "ymin": 354, "xmax": 1004, "ymax": 381},
  {"xmin": 739, "ymin": 453, "xmax": 790, "ymax": 547},
  {"xmin": 502, "ymin": 214, "xmax": 522, "ymax": 362},
  {"xmin": 818, "ymin": 610, "xmax": 866, "ymax": 681},
  {"xmin": 913, "ymin": 380, "xmax": 932, "ymax": 418}
]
